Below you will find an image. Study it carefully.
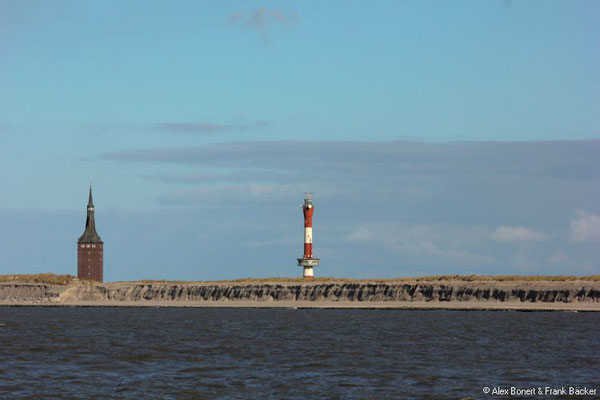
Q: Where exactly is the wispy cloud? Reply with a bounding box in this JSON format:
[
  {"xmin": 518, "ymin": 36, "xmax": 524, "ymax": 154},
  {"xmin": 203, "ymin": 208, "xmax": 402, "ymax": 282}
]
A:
[
  {"xmin": 548, "ymin": 250, "xmax": 569, "ymax": 266},
  {"xmin": 103, "ymin": 139, "xmax": 600, "ymax": 224},
  {"xmin": 569, "ymin": 210, "xmax": 600, "ymax": 242},
  {"xmin": 155, "ymin": 119, "xmax": 269, "ymax": 135},
  {"xmin": 103, "ymin": 139, "xmax": 600, "ymax": 179},
  {"xmin": 343, "ymin": 223, "xmax": 494, "ymax": 267},
  {"xmin": 228, "ymin": 8, "xmax": 299, "ymax": 41},
  {"xmin": 346, "ymin": 227, "xmax": 373, "ymax": 242},
  {"xmin": 242, "ymin": 236, "xmax": 295, "ymax": 248},
  {"xmin": 157, "ymin": 183, "xmax": 302, "ymax": 205},
  {"xmin": 145, "ymin": 170, "xmax": 292, "ymax": 185},
  {"xmin": 490, "ymin": 226, "xmax": 547, "ymax": 242},
  {"xmin": 100, "ymin": 139, "xmax": 600, "ymax": 274}
]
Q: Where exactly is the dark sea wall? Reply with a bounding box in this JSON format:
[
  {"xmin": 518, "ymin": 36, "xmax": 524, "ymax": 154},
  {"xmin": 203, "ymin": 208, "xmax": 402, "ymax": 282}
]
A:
[
  {"xmin": 61, "ymin": 282, "xmax": 600, "ymax": 303},
  {"xmin": 0, "ymin": 284, "xmax": 61, "ymax": 302},
  {"xmin": 1, "ymin": 282, "xmax": 599, "ymax": 304}
]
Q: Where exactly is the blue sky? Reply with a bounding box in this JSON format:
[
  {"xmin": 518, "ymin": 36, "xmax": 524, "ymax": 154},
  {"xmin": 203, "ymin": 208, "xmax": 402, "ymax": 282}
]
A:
[{"xmin": 0, "ymin": 0, "xmax": 598, "ymax": 280}]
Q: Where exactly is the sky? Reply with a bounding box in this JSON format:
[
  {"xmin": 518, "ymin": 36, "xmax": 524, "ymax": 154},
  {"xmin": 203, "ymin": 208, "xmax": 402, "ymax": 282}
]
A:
[{"xmin": 0, "ymin": 0, "xmax": 598, "ymax": 280}]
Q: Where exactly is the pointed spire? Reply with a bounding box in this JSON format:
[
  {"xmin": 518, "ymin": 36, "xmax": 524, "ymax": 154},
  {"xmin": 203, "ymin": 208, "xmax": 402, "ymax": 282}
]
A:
[
  {"xmin": 88, "ymin": 182, "xmax": 94, "ymax": 207},
  {"xmin": 79, "ymin": 183, "xmax": 102, "ymax": 243}
]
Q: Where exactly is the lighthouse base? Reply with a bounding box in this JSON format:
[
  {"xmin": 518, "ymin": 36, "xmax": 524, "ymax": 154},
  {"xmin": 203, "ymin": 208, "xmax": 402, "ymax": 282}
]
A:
[
  {"xmin": 302, "ymin": 267, "xmax": 314, "ymax": 278},
  {"xmin": 298, "ymin": 257, "xmax": 320, "ymax": 278}
]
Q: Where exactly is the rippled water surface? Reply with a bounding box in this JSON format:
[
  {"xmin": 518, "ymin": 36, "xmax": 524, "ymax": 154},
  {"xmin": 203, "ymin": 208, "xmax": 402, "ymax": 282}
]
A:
[{"xmin": 0, "ymin": 308, "xmax": 598, "ymax": 399}]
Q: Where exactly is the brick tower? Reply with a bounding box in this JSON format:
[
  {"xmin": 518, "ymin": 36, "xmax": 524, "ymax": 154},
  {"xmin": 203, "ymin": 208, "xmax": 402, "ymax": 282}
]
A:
[{"xmin": 77, "ymin": 184, "xmax": 103, "ymax": 282}]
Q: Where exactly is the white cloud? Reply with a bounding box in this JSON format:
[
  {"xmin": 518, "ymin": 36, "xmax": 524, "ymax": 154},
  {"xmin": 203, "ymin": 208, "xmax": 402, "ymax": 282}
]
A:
[
  {"xmin": 390, "ymin": 238, "xmax": 494, "ymax": 264},
  {"xmin": 548, "ymin": 250, "xmax": 569, "ymax": 266},
  {"xmin": 346, "ymin": 227, "xmax": 372, "ymax": 242},
  {"xmin": 569, "ymin": 210, "xmax": 600, "ymax": 242},
  {"xmin": 490, "ymin": 226, "xmax": 547, "ymax": 242},
  {"xmin": 342, "ymin": 223, "xmax": 494, "ymax": 266}
]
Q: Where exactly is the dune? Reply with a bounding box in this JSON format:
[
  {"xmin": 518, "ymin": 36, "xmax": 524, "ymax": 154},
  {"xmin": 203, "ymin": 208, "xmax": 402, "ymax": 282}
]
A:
[{"xmin": 1, "ymin": 275, "xmax": 599, "ymax": 310}]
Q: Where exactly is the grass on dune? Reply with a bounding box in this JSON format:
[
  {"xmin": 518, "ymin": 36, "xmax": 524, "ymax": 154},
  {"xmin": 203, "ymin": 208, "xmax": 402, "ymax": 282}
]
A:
[
  {"xmin": 411, "ymin": 274, "xmax": 600, "ymax": 282},
  {"xmin": 0, "ymin": 273, "xmax": 77, "ymax": 285},
  {"xmin": 132, "ymin": 275, "xmax": 600, "ymax": 284},
  {"xmin": 2, "ymin": 273, "xmax": 599, "ymax": 285}
]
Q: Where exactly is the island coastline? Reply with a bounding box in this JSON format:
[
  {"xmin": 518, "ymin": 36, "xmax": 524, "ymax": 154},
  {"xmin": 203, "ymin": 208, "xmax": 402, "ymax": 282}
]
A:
[{"xmin": 1, "ymin": 276, "xmax": 598, "ymax": 311}]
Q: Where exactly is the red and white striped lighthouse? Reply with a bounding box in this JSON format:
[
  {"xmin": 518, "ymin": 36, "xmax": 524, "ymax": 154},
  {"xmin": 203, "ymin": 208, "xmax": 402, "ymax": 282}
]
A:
[{"xmin": 297, "ymin": 192, "xmax": 320, "ymax": 278}]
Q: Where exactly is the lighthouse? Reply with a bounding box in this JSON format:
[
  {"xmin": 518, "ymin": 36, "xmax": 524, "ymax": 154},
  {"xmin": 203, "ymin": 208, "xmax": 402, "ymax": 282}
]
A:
[{"xmin": 297, "ymin": 192, "xmax": 320, "ymax": 278}]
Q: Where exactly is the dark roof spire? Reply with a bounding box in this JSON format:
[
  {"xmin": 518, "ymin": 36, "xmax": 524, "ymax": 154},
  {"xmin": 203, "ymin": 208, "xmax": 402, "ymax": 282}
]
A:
[
  {"xmin": 78, "ymin": 183, "xmax": 102, "ymax": 243},
  {"xmin": 88, "ymin": 182, "xmax": 94, "ymax": 207}
]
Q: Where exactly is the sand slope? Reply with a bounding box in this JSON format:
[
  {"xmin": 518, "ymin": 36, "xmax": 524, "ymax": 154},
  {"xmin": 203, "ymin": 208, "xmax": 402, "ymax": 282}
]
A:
[{"xmin": 1, "ymin": 280, "xmax": 599, "ymax": 310}]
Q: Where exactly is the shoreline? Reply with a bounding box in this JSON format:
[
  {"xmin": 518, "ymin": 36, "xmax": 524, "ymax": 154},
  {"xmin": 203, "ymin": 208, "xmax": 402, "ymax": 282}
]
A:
[
  {"xmin": 1, "ymin": 300, "xmax": 598, "ymax": 311},
  {"xmin": 1, "ymin": 280, "xmax": 599, "ymax": 311}
]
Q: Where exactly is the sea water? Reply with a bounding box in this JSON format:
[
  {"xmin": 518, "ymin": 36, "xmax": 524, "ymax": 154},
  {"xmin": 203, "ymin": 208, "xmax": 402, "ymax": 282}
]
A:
[{"xmin": 0, "ymin": 308, "xmax": 598, "ymax": 399}]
